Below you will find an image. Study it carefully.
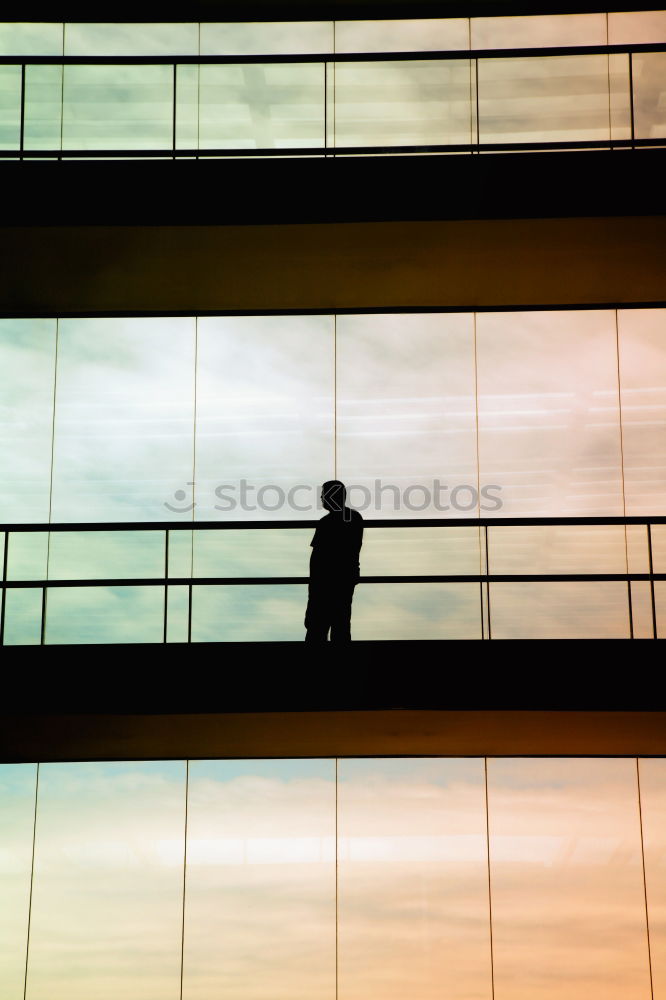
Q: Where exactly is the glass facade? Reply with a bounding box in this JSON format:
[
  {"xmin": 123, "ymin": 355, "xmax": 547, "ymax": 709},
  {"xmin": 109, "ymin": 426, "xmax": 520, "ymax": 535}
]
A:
[
  {"xmin": 0, "ymin": 12, "xmax": 664, "ymax": 156},
  {"xmin": 1, "ymin": 757, "xmax": 663, "ymax": 999}
]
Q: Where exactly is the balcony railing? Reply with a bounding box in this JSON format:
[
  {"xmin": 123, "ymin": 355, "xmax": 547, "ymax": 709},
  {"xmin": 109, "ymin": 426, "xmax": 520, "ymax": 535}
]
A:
[
  {"xmin": 0, "ymin": 43, "xmax": 664, "ymax": 159},
  {"xmin": 1, "ymin": 515, "xmax": 664, "ymax": 642}
]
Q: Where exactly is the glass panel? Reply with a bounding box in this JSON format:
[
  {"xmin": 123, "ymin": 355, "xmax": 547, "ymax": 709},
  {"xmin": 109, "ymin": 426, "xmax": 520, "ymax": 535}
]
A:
[
  {"xmin": 487, "ymin": 758, "xmax": 651, "ymax": 1000},
  {"xmin": 0, "ymin": 319, "xmax": 56, "ymax": 524},
  {"xmin": 168, "ymin": 530, "xmax": 193, "ymax": 578},
  {"xmin": 166, "ymin": 585, "xmax": 188, "ymax": 642},
  {"xmin": 651, "ymin": 524, "xmax": 666, "ymax": 572},
  {"xmin": 24, "ymin": 65, "xmax": 62, "ymax": 150},
  {"xmin": 26, "ymin": 761, "xmax": 185, "ymax": 1000},
  {"xmin": 0, "ymin": 763, "xmax": 37, "ymax": 1000},
  {"xmin": 6, "ymin": 532, "xmax": 48, "ymax": 580},
  {"xmin": 354, "ymin": 582, "xmax": 482, "ymax": 639},
  {"xmin": 639, "ymin": 757, "xmax": 666, "ymax": 999},
  {"xmin": 633, "ymin": 52, "xmax": 666, "ymax": 139},
  {"xmin": 0, "ymin": 66, "xmax": 21, "ymax": 149},
  {"xmin": 175, "ymin": 64, "xmax": 198, "ymax": 149},
  {"xmin": 618, "ymin": 309, "xmax": 666, "ymax": 514},
  {"xmin": 334, "ymin": 59, "xmax": 472, "ymax": 147},
  {"xmin": 201, "ymin": 21, "xmax": 333, "ymax": 55},
  {"xmin": 610, "ymin": 52, "xmax": 632, "ymax": 140},
  {"xmin": 609, "ymin": 11, "xmax": 666, "ymax": 45},
  {"xmin": 2, "ymin": 588, "xmax": 42, "ymax": 644},
  {"xmin": 626, "ymin": 523, "xmax": 649, "ymax": 575},
  {"xmin": 471, "ymin": 13, "xmax": 606, "ymax": 49},
  {"xmin": 476, "ymin": 311, "xmax": 623, "ymax": 516},
  {"xmin": 191, "ymin": 584, "xmax": 306, "ymax": 641},
  {"xmin": 335, "ymin": 19, "xmax": 469, "ymax": 52},
  {"xmin": 62, "ymin": 65, "xmax": 174, "ymax": 150},
  {"xmin": 198, "ymin": 63, "xmax": 325, "ymax": 149},
  {"xmin": 630, "ymin": 579, "xmax": 654, "ymax": 637},
  {"xmin": 337, "ymin": 314, "xmax": 478, "ymax": 517},
  {"xmin": 488, "ymin": 524, "xmax": 628, "ymax": 574},
  {"xmin": 489, "ymin": 581, "xmax": 630, "ymax": 638},
  {"xmin": 183, "ymin": 759, "xmax": 335, "ymax": 999},
  {"xmin": 193, "ymin": 528, "xmax": 310, "ymax": 577},
  {"xmin": 64, "ymin": 23, "xmax": 198, "ymax": 56},
  {"xmin": 46, "ymin": 531, "xmax": 165, "ymax": 580},
  {"xmin": 338, "ymin": 758, "xmax": 491, "ymax": 1000},
  {"xmin": 657, "ymin": 580, "xmax": 666, "ymax": 638},
  {"xmin": 479, "ymin": 55, "xmax": 612, "ymax": 144},
  {"xmin": 194, "ymin": 316, "xmax": 333, "ymax": 520},
  {"xmin": 0, "ymin": 23, "xmax": 62, "ymax": 56},
  {"xmin": 361, "ymin": 526, "xmax": 481, "ymax": 575},
  {"xmin": 44, "ymin": 585, "xmax": 165, "ymax": 643},
  {"xmin": 50, "ymin": 318, "xmax": 195, "ymax": 522}
]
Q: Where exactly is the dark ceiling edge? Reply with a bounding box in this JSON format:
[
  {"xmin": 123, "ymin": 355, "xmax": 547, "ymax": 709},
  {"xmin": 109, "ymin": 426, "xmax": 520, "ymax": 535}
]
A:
[{"xmin": 4, "ymin": 2, "xmax": 666, "ymax": 21}]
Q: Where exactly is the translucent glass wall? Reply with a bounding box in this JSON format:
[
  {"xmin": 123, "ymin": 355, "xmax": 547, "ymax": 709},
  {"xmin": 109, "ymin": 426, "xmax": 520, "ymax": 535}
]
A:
[
  {"xmin": 1, "ymin": 310, "xmax": 664, "ymax": 524},
  {"xmin": 1, "ymin": 757, "xmax": 664, "ymax": 999}
]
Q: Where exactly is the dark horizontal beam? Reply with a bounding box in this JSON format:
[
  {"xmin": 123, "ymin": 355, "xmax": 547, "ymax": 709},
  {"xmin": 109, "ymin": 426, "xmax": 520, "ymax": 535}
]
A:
[
  {"xmin": 3, "ymin": 515, "xmax": 666, "ymax": 530},
  {"xmin": 2, "ymin": 574, "xmax": 665, "ymax": 587},
  {"xmin": 4, "ymin": 1, "xmax": 666, "ymax": 22},
  {"xmin": 1, "ymin": 42, "xmax": 665, "ymax": 62}
]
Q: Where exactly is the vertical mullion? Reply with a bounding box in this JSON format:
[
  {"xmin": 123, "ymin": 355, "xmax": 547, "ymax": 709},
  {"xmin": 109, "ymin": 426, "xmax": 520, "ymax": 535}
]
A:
[
  {"xmin": 0, "ymin": 531, "xmax": 8, "ymax": 645},
  {"xmin": 19, "ymin": 63, "xmax": 26, "ymax": 156},
  {"xmin": 647, "ymin": 523, "xmax": 657, "ymax": 638},
  {"xmin": 22, "ymin": 762, "xmax": 40, "ymax": 1000},
  {"xmin": 172, "ymin": 63, "xmax": 177, "ymax": 157},
  {"xmin": 40, "ymin": 585, "xmax": 47, "ymax": 645}
]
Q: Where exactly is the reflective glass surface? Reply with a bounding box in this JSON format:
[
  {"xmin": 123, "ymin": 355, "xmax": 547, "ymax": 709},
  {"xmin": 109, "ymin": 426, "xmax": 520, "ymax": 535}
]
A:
[
  {"xmin": 478, "ymin": 55, "xmax": 613, "ymax": 143},
  {"xmin": 0, "ymin": 23, "xmax": 62, "ymax": 56},
  {"xmin": 618, "ymin": 309, "xmax": 666, "ymax": 514},
  {"xmin": 199, "ymin": 63, "xmax": 325, "ymax": 149},
  {"xmin": 489, "ymin": 582, "xmax": 631, "ymax": 638},
  {"xmin": 50, "ymin": 318, "xmax": 195, "ymax": 522},
  {"xmin": 24, "ymin": 65, "xmax": 63, "ymax": 150},
  {"xmin": 44, "ymin": 586, "xmax": 165, "ymax": 644},
  {"xmin": 608, "ymin": 11, "xmax": 666, "ymax": 45},
  {"xmin": 487, "ymin": 758, "xmax": 651, "ymax": 1000},
  {"xmin": 6, "ymin": 532, "xmax": 48, "ymax": 580},
  {"xmin": 633, "ymin": 52, "xmax": 666, "ymax": 139},
  {"xmin": 337, "ymin": 314, "xmax": 477, "ymax": 516},
  {"xmin": 61, "ymin": 65, "xmax": 174, "ymax": 150},
  {"xmin": 192, "ymin": 528, "xmax": 311, "ymax": 578},
  {"xmin": 64, "ymin": 23, "xmax": 199, "ymax": 56},
  {"xmin": 194, "ymin": 316, "xmax": 333, "ymax": 520},
  {"xmin": 26, "ymin": 761, "xmax": 186, "ymax": 1000},
  {"xmin": 46, "ymin": 530, "xmax": 165, "ymax": 580},
  {"xmin": 476, "ymin": 311, "xmax": 623, "ymax": 516},
  {"xmin": 0, "ymin": 764, "xmax": 37, "ymax": 1000},
  {"xmin": 0, "ymin": 65, "xmax": 20, "ymax": 149},
  {"xmin": 333, "ymin": 60, "xmax": 472, "ymax": 147},
  {"xmin": 335, "ymin": 19, "xmax": 469, "ymax": 53},
  {"xmin": 191, "ymin": 584, "xmax": 306, "ymax": 641},
  {"xmin": 183, "ymin": 759, "xmax": 335, "ymax": 1000},
  {"xmin": 353, "ymin": 583, "xmax": 482, "ymax": 639},
  {"xmin": 2, "ymin": 588, "xmax": 42, "ymax": 645},
  {"xmin": 0, "ymin": 319, "xmax": 56, "ymax": 524},
  {"xmin": 338, "ymin": 758, "xmax": 491, "ymax": 1000},
  {"xmin": 487, "ymin": 524, "xmax": 629, "ymax": 575},
  {"xmin": 471, "ymin": 13, "xmax": 606, "ymax": 49},
  {"xmin": 201, "ymin": 21, "xmax": 333, "ymax": 55},
  {"xmin": 639, "ymin": 758, "xmax": 666, "ymax": 997}
]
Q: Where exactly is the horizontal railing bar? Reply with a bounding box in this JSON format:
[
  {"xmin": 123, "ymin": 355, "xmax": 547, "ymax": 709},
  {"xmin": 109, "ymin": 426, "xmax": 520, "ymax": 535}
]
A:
[
  {"xmin": 0, "ymin": 42, "xmax": 665, "ymax": 64},
  {"xmin": 2, "ymin": 573, "xmax": 665, "ymax": 587},
  {"xmin": 2, "ymin": 516, "xmax": 665, "ymax": 530},
  {"xmin": 2, "ymin": 138, "xmax": 664, "ymax": 160}
]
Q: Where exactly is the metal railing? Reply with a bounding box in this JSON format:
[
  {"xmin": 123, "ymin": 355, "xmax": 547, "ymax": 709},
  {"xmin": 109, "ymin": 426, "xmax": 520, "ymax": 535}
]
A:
[
  {"xmin": 0, "ymin": 42, "xmax": 664, "ymax": 160},
  {"xmin": 1, "ymin": 515, "xmax": 664, "ymax": 642}
]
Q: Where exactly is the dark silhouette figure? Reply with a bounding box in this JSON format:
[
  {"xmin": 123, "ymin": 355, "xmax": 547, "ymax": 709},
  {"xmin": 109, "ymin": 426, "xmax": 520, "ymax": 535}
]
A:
[{"xmin": 304, "ymin": 480, "xmax": 363, "ymax": 643}]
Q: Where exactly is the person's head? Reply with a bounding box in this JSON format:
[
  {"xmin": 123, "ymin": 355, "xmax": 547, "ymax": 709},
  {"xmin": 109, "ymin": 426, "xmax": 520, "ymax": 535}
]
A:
[{"xmin": 321, "ymin": 480, "xmax": 346, "ymax": 513}]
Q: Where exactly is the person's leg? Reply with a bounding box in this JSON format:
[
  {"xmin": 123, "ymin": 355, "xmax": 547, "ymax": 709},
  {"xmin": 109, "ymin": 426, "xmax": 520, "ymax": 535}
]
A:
[
  {"xmin": 329, "ymin": 584, "xmax": 355, "ymax": 643},
  {"xmin": 305, "ymin": 584, "xmax": 331, "ymax": 642}
]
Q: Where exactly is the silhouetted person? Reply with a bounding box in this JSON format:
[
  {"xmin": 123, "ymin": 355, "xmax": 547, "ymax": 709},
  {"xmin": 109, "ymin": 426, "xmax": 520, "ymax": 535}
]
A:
[{"xmin": 305, "ymin": 480, "xmax": 363, "ymax": 643}]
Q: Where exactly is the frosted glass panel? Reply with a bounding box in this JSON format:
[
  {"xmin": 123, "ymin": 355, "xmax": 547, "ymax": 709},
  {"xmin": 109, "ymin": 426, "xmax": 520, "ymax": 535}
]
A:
[
  {"xmin": 633, "ymin": 52, "xmax": 666, "ymax": 139},
  {"xmin": 24, "ymin": 65, "xmax": 63, "ymax": 150},
  {"xmin": 353, "ymin": 583, "xmax": 482, "ymax": 640},
  {"xmin": 50, "ymin": 318, "xmax": 195, "ymax": 522},
  {"xmin": 201, "ymin": 22, "xmax": 333, "ymax": 55},
  {"xmin": 335, "ymin": 19, "xmax": 469, "ymax": 52},
  {"xmin": 0, "ymin": 321, "xmax": 56, "ymax": 524},
  {"xmin": 183, "ymin": 759, "xmax": 335, "ymax": 1000},
  {"xmin": 26, "ymin": 761, "xmax": 185, "ymax": 1000},
  {"xmin": 44, "ymin": 586, "xmax": 165, "ymax": 644},
  {"xmin": 489, "ymin": 582, "xmax": 630, "ymax": 638},
  {"xmin": 487, "ymin": 758, "xmax": 651, "ymax": 1000},
  {"xmin": 191, "ymin": 584, "xmax": 306, "ymax": 641},
  {"xmin": 199, "ymin": 63, "xmax": 325, "ymax": 149},
  {"xmin": 476, "ymin": 311, "xmax": 623, "ymax": 516},
  {"xmin": 472, "ymin": 13, "xmax": 606, "ymax": 49},
  {"xmin": 194, "ymin": 316, "xmax": 333, "ymax": 520},
  {"xmin": 338, "ymin": 758, "xmax": 491, "ymax": 1000},
  {"xmin": 0, "ymin": 764, "xmax": 37, "ymax": 1000},
  {"xmin": 638, "ymin": 758, "xmax": 666, "ymax": 998},
  {"xmin": 334, "ymin": 60, "xmax": 472, "ymax": 147},
  {"xmin": 64, "ymin": 23, "xmax": 199, "ymax": 56},
  {"xmin": 0, "ymin": 23, "xmax": 63, "ymax": 56},
  {"xmin": 337, "ymin": 314, "xmax": 477, "ymax": 517}
]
